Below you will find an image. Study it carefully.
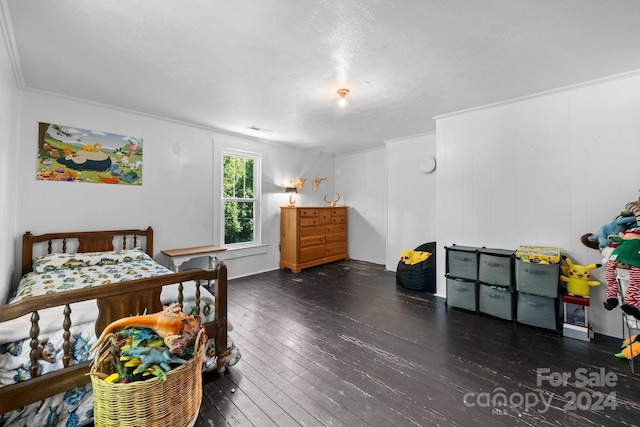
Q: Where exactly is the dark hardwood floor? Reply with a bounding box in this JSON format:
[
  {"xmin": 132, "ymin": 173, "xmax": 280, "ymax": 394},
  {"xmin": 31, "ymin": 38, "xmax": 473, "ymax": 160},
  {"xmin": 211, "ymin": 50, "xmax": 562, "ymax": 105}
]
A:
[{"xmin": 195, "ymin": 260, "xmax": 640, "ymax": 427}]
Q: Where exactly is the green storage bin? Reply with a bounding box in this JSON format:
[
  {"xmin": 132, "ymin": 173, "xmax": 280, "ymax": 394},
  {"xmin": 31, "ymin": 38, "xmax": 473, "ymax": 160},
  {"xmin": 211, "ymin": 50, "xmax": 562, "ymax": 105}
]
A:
[
  {"xmin": 479, "ymin": 284, "xmax": 513, "ymax": 320},
  {"xmin": 517, "ymin": 292, "xmax": 557, "ymax": 330},
  {"xmin": 446, "ymin": 246, "xmax": 478, "ymax": 280},
  {"xmin": 446, "ymin": 277, "xmax": 477, "ymax": 312},
  {"xmin": 515, "ymin": 260, "xmax": 559, "ymax": 298}
]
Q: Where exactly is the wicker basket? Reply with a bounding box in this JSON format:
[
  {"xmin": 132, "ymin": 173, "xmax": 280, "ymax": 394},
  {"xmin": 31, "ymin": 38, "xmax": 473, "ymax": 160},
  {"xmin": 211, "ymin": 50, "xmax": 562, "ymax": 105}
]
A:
[{"xmin": 90, "ymin": 329, "xmax": 206, "ymax": 427}]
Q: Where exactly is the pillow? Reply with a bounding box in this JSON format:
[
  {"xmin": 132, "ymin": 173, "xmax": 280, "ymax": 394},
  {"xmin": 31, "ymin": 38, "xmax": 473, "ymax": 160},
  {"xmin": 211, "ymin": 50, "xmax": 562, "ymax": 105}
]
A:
[
  {"xmin": 90, "ymin": 248, "xmax": 151, "ymax": 266},
  {"xmin": 32, "ymin": 248, "xmax": 150, "ymax": 273},
  {"xmin": 32, "ymin": 252, "xmax": 90, "ymax": 273}
]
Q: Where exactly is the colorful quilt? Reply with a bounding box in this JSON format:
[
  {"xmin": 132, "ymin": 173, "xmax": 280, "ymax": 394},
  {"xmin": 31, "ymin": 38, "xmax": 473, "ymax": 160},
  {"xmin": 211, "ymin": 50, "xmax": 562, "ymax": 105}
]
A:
[
  {"xmin": 0, "ymin": 323, "xmax": 96, "ymax": 427},
  {"xmin": 9, "ymin": 248, "xmax": 173, "ymax": 303}
]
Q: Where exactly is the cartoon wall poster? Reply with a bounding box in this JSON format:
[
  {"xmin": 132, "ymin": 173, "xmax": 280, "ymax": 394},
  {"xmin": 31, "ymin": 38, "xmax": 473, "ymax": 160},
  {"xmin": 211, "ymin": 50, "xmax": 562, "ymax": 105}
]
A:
[{"xmin": 37, "ymin": 122, "xmax": 143, "ymax": 185}]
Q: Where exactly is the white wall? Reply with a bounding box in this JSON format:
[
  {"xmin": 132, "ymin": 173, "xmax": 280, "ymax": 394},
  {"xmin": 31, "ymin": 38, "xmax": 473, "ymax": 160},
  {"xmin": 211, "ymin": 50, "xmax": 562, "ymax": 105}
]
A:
[
  {"xmin": 335, "ymin": 133, "xmax": 438, "ymax": 271},
  {"xmin": 0, "ymin": 16, "xmax": 20, "ymax": 303},
  {"xmin": 385, "ymin": 133, "xmax": 437, "ymax": 270},
  {"xmin": 11, "ymin": 91, "xmax": 335, "ymax": 295},
  {"xmin": 435, "ymin": 72, "xmax": 640, "ymax": 338},
  {"xmin": 335, "ymin": 148, "xmax": 386, "ymax": 265}
]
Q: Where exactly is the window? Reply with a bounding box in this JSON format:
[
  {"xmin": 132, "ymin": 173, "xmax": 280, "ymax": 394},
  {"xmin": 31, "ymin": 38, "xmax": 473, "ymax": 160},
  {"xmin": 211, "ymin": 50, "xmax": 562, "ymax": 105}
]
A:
[{"xmin": 222, "ymin": 151, "xmax": 260, "ymax": 246}]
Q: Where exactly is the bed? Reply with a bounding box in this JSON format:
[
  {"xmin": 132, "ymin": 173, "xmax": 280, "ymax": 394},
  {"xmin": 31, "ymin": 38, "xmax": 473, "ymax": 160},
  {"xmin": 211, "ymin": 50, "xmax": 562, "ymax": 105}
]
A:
[{"xmin": 0, "ymin": 227, "xmax": 230, "ymax": 426}]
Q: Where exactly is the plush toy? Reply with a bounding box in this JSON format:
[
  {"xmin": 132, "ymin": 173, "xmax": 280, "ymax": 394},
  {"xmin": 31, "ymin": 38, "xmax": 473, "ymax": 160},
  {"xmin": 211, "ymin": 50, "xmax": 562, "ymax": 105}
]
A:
[
  {"xmin": 623, "ymin": 334, "xmax": 638, "ymax": 347},
  {"xmin": 581, "ymin": 215, "xmax": 637, "ymax": 250},
  {"xmin": 399, "ymin": 250, "xmax": 430, "ymax": 265},
  {"xmin": 90, "ymin": 303, "xmax": 197, "ymax": 353},
  {"xmin": 603, "ymin": 228, "xmax": 640, "ymax": 319},
  {"xmin": 615, "ymin": 335, "xmax": 640, "ymax": 360},
  {"xmin": 559, "ymin": 256, "xmax": 602, "ymax": 298}
]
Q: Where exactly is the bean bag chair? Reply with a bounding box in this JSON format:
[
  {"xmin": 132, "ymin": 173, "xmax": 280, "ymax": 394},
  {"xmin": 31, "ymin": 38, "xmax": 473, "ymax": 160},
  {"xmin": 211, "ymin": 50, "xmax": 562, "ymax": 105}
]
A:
[{"xmin": 396, "ymin": 242, "xmax": 436, "ymax": 292}]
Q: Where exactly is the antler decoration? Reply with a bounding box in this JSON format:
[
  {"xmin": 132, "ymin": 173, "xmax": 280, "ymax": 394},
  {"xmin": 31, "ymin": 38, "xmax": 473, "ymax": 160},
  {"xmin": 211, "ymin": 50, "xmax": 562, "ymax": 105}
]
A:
[
  {"xmin": 295, "ymin": 177, "xmax": 306, "ymax": 192},
  {"xmin": 312, "ymin": 177, "xmax": 328, "ymax": 192},
  {"xmin": 324, "ymin": 193, "xmax": 341, "ymax": 207}
]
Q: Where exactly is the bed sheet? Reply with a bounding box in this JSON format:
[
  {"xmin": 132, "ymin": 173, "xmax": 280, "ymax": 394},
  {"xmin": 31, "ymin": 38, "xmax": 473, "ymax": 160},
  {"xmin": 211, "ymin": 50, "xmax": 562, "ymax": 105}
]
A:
[
  {"xmin": 10, "ymin": 248, "xmax": 174, "ymax": 304},
  {"xmin": 0, "ymin": 319, "xmax": 95, "ymax": 427}
]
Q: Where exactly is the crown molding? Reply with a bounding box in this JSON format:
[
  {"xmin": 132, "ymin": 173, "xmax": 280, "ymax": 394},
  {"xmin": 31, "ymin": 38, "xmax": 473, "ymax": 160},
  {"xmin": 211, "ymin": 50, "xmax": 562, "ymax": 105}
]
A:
[{"xmin": 0, "ymin": 0, "xmax": 25, "ymax": 89}]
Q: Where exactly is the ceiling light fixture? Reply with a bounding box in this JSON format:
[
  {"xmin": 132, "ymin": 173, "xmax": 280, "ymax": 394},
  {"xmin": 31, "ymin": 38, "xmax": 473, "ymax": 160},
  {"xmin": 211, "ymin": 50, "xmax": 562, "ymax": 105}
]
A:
[{"xmin": 337, "ymin": 88, "xmax": 349, "ymax": 107}]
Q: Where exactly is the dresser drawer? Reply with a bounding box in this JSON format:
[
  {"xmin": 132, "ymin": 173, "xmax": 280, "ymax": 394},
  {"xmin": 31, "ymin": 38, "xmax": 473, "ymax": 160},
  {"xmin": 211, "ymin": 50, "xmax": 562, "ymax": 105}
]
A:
[
  {"xmin": 325, "ymin": 242, "xmax": 347, "ymax": 257},
  {"xmin": 331, "ymin": 208, "xmax": 346, "ymax": 217},
  {"xmin": 299, "ymin": 226, "xmax": 324, "ymax": 238},
  {"xmin": 330, "ymin": 216, "xmax": 346, "ymax": 224},
  {"xmin": 325, "ymin": 232, "xmax": 346, "ymax": 243},
  {"xmin": 300, "ymin": 245, "xmax": 325, "ymax": 262},
  {"xmin": 300, "ymin": 235, "xmax": 324, "ymax": 248},
  {"xmin": 318, "ymin": 210, "xmax": 331, "ymax": 224},
  {"xmin": 298, "ymin": 208, "xmax": 318, "ymax": 217},
  {"xmin": 300, "ymin": 217, "xmax": 319, "ymax": 227},
  {"xmin": 299, "ymin": 226, "xmax": 324, "ymax": 247},
  {"xmin": 325, "ymin": 224, "xmax": 346, "ymax": 235}
]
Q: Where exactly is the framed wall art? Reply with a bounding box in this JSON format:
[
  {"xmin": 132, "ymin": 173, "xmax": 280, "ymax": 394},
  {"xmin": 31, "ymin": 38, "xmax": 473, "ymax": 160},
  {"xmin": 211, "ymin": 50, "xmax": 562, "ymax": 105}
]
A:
[{"xmin": 37, "ymin": 122, "xmax": 143, "ymax": 185}]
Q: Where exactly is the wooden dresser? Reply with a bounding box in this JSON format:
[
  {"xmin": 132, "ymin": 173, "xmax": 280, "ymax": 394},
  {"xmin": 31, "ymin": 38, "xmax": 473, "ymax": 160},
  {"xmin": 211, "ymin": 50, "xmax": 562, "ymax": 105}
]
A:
[{"xmin": 280, "ymin": 206, "xmax": 348, "ymax": 273}]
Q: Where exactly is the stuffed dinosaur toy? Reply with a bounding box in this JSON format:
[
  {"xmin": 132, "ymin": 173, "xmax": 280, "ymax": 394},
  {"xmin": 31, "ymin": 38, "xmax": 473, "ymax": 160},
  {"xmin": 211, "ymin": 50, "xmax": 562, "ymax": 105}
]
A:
[
  {"xmin": 604, "ymin": 228, "xmax": 640, "ymax": 319},
  {"xmin": 560, "ymin": 255, "xmax": 602, "ymax": 298},
  {"xmin": 581, "ymin": 215, "xmax": 637, "ymax": 250},
  {"xmin": 615, "ymin": 335, "xmax": 640, "ymax": 360},
  {"xmin": 399, "ymin": 250, "xmax": 431, "ymax": 265}
]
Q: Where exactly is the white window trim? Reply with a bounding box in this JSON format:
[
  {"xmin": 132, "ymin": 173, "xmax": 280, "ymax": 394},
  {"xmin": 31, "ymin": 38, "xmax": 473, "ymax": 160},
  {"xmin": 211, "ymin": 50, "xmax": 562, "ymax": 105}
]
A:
[
  {"xmin": 220, "ymin": 149, "xmax": 262, "ymax": 250},
  {"xmin": 217, "ymin": 243, "xmax": 268, "ymax": 260}
]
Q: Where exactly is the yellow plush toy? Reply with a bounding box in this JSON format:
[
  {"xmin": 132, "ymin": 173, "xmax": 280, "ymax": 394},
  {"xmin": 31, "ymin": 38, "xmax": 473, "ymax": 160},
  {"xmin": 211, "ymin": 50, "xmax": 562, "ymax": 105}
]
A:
[
  {"xmin": 399, "ymin": 250, "xmax": 431, "ymax": 265},
  {"xmin": 560, "ymin": 255, "xmax": 602, "ymax": 298}
]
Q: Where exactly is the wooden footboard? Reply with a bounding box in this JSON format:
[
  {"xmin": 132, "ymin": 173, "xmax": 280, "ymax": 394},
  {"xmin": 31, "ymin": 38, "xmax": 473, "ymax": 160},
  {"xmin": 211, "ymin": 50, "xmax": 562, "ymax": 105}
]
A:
[{"xmin": 0, "ymin": 264, "xmax": 228, "ymax": 414}]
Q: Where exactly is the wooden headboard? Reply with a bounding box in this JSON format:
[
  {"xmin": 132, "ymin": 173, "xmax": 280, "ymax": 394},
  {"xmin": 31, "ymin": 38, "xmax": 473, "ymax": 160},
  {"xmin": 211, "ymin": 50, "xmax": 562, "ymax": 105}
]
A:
[{"xmin": 21, "ymin": 227, "xmax": 154, "ymax": 276}]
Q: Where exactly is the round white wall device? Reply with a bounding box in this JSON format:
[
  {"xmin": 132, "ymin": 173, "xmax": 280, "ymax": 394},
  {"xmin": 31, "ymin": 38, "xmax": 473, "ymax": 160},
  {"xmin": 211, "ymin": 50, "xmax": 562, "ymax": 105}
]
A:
[{"xmin": 418, "ymin": 157, "xmax": 436, "ymax": 174}]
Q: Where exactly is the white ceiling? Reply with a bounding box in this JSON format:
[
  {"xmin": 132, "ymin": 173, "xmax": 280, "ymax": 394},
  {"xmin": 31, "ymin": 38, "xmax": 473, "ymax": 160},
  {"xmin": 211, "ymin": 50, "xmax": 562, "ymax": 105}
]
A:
[{"xmin": 4, "ymin": 0, "xmax": 640, "ymax": 155}]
